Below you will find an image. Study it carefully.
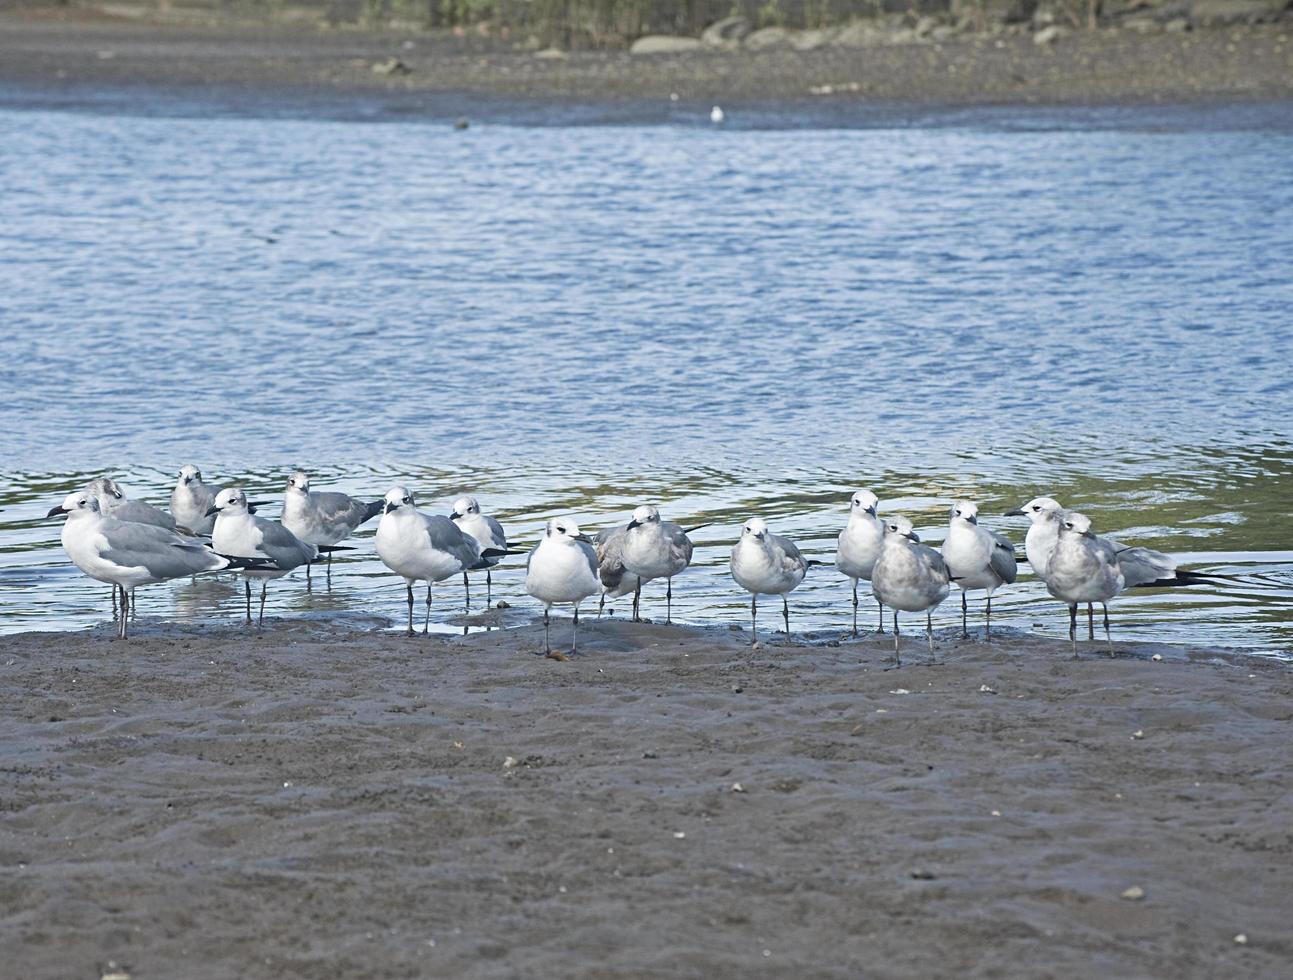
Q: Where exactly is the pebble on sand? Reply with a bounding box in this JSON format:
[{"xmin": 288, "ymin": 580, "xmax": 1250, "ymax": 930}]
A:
[
  {"xmin": 731, "ymin": 781, "xmax": 744, "ymax": 793},
  {"xmin": 1121, "ymin": 885, "xmax": 1146, "ymax": 900},
  {"xmin": 1152, "ymin": 653, "xmax": 1163, "ymax": 661},
  {"xmin": 673, "ymin": 831, "xmax": 686, "ymax": 839},
  {"xmin": 1133, "ymin": 730, "xmax": 1145, "ymax": 739},
  {"xmin": 503, "ymin": 756, "xmax": 518, "ymax": 768},
  {"xmin": 1234, "ymin": 933, "xmax": 1248, "ymax": 944}
]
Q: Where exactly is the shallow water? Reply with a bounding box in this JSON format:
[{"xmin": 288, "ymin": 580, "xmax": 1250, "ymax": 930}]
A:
[{"xmin": 1, "ymin": 88, "xmax": 1290, "ymax": 652}]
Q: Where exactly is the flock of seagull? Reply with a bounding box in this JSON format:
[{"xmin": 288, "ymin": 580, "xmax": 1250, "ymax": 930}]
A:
[{"xmin": 46, "ymin": 467, "xmax": 1211, "ymax": 659}]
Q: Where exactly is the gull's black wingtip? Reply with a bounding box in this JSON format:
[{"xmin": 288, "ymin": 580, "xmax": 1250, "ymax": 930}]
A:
[{"xmin": 364, "ymin": 500, "xmax": 384, "ymax": 523}]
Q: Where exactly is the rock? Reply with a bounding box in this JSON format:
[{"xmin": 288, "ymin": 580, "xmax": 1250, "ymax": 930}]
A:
[
  {"xmin": 911, "ymin": 868, "xmax": 937, "ymax": 880},
  {"xmin": 833, "ymin": 20, "xmax": 885, "ymax": 47},
  {"xmin": 1121, "ymin": 885, "xmax": 1146, "ymax": 900},
  {"xmin": 629, "ymin": 35, "xmax": 704, "ymax": 55},
  {"xmin": 533, "ymin": 47, "xmax": 568, "ymax": 59},
  {"xmin": 371, "ymin": 58, "xmax": 410, "ymax": 75},
  {"xmin": 915, "ymin": 15, "xmax": 941, "ymax": 36},
  {"xmin": 744, "ymin": 27, "xmax": 792, "ymax": 50},
  {"xmin": 791, "ymin": 28, "xmax": 838, "ymax": 51},
  {"xmin": 1190, "ymin": 0, "xmax": 1288, "ymax": 25},
  {"xmin": 495, "ymin": 599, "xmax": 509, "ymax": 608},
  {"xmin": 952, "ymin": 0, "xmax": 1039, "ymax": 24},
  {"xmin": 502, "ymin": 756, "xmax": 519, "ymax": 768},
  {"xmin": 1034, "ymin": 24, "xmax": 1067, "ymax": 43},
  {"xmin": 1164, "ymin": 15, "xmax": 1191, "ymax": 29},
  {"xmin": 452, "ymin": 117, "xmax": 469, "ymax": 130},
  {"xmin": 701, "ymin": 15, "xmax": 752, "ymax": 47}
]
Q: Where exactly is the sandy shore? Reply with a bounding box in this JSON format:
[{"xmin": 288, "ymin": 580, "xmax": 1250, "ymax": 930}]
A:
[
  {"xmin": 1, "ymin": 8, "xmax": 1292, "ymax": 109},
  {"xmin": 2, "ymin": 617, "xmax": 1290, "ymax": 977}
]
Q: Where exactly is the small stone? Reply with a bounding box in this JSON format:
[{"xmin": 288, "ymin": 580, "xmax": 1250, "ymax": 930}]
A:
[
  {"xmin": 453, "ymin": 117, "xmax": 469, "ymax": 130},
  {"xmin": 1121, "ymin": 885, "xmax": 1146, "ymax": 901},
  {"xmin": 731, "ymin": 782, "xmax": 744, "ymax": 793},
  {"xmin": 991, "ymin": 810, "xmax": 1002, "ymax": 817},
  {"xmin": 728, "ymin": 624, "xmax": 743, "ymax": 631},
  {"xmin": 642, "ymin": 750, "xmax": 657, "ymax": 759},
  {"xmin": 371, "ymin": 58, "xmax": 411, "ymax": 76},
  {"xmin": 979, "ymin": 684, "xmax": 997, "ymax": 694},
  {"xmin": 731, "ymin": 685, "xmax": 743, "ymax": 693},
  {"xmin": 496, "ymin": 599, "xmax": 509, "ymax": 609},
  {"xmin": 890, "ymin": 688, "xmax": 911, "ymax": 695},
  {"xmin": 1151, "ymin": 653, "xmax": 1163, "ymax": 662},
  {"xmin": 1033, "ymin": 25, "xmax": 1065, "ymax": 45},
  {"xmin": 533, "ymin": 47, "xmax": 568, "ymax": 60},
  {"xmin": 673, "ymin": 831, "xmax": 686, "ymax": 839},
  {"xmin": 503, "ymin": 756, "xmax": 519, "ymax": 768},
  {"xmin": 910, "ymin": 868, "xmax": 936, "ymax": 880},
  {"xmin": 101, "ymin": 965, "xmax": 132, "ymax": 980},
  {"xmin": 1234, "ymin": 933, "xmax": 1248, "ymax": 944},
  {"xmin": 1132, "ymin": 730, "xmax": 1144, "ymax": 739}
]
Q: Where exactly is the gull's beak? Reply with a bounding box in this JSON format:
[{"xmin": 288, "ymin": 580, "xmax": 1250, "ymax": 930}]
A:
[
  {"xmin": 1004, "ymin": 508, "xmax": 1025, "ymax": 517},
  {"xmin": 204, "ymin": 504, "xmax": 220, "ymax": 518},
  {"xmin": 575, "ymin": 532, "xmax": 593, "ymax": 544},
  {"xmin": 626, "ymin": 519, "xmax": 641, "ymax": 530},
  {"xmin": 867, "ymin": 505, "xmax": 878, "ymax": 516},
  {"xmin": 450, "ymin": 512, "xmax": 462, "ymax": 521},
  {"xmin": 384, "ymin": 501, "xmax": 395, "ymax": 514},
  {"xmin": 907, "ymin": 531, "xmax": 921, "ymax": 543},
  {"xmin": 967, "ymin": 515, "xmax": 978, "ymax": 525},
  {"xmin": 46, "ymin": 504, "xmax": 66, "ymax": 519}
]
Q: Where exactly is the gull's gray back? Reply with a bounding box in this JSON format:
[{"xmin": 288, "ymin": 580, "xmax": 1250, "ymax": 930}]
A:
[
  {"xmin": 101, "ymin": 520, "xmax": 222, "ymax": 580},
  {"xmin": 988, "ymin": 531, "xmax": 1019, "ymax": 585},
  {"xmin": 423, "ymin": 513, "xmax": 481, "ymax": 567},
  {"xmin": 255, "ymin": 516, "xmax": 317, "ymax": 569}
]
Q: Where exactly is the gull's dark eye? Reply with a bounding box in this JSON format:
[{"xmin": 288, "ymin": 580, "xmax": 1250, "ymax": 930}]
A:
[
  {"xmin": 402, "ymin": 496, "xmax": 410, "ymax": 504},
  {"xmin": 557, "ymin": 525, "xmax": 566, "ymax": 534}
]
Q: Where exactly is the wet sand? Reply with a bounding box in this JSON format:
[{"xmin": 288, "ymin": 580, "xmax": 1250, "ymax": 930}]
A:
[
  {"xmin": 1, "ymin": 8, "xmax": 1292, "ymax": 109},
  {"xmin": 2, "ymin": 616, "xmax": 1290, "ymax": 977}
]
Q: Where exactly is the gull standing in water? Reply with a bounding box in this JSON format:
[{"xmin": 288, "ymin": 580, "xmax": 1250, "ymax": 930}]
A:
[
  {"xmin": 621, "ymin": 504, "xmax": 696, "ymax": 624},
  {"xmin": 525, "ymin": 518, "xmax": 600, "ymax": 657},
  {"xmin": 86, "ymin": 477, "xmax": 178, "ymax": 531},
  {"xmin": 281, "ymin": 470, "xmax": 382, "ymax": 587},
  {"xmin": 593, "ymin": 523, "xmax": 641, "ymax": 618},
  {"xmin": 451, "ymin": 495, "xmax": 509, "ymax": 607},
  {"xmin": 170, "ymin": 465, "xmax": 223, "ymax": 535},
  {"xmin": 872, "ymin": 516, "xmax": 951, "ymax": 665},
  {"xmin": 375, "ymin": 486, "xmax": 501, "ymax": 636},
  {"xmin": 835, "ymin": 489, "xmax": 886, "ymax": 636},
  {"xmin": 209, "ymin": 487, "xmax": 319, "ymax": 626},
  {"xmin": 941, "ymin": 501, "xmax": 1017, "ymax": 639},
  {"xmin": 48, "ymin": 490, "xmax": 265, "ymax": 639},
  {"xmin": 730, "ymin": 518, "xmax": 810, "ymax": 645},
  {"xmin": 1044, "ymin": 511, "xmax": 1124, "ymax": 658}
]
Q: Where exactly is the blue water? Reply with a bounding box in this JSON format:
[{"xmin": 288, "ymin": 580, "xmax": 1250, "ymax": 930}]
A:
[{"xmin": 1, "ymin": 87, "xmax": 1291, "ymax": 651}]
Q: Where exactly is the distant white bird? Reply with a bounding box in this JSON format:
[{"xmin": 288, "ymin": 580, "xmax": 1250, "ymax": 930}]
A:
[
  {"xmin": 872, "ymin": 516, "xmax": 951, "ymax": 664},
  {"xmin": 835, "ymin": 489, "xmax": 886, "ymax": 636},
  {"xmin": 730, "ymin": 517, "xmax": 810, "ymax": 645},
  {"xmin": 282, "ymin": 470, "xmax": 382, "ymax": 586},
  {"xmin": 375, "ymin": 486, "xmax": 498, "ymax": 635},
  {"xmin": 525, "ymin": 518, "xmax": 600, "ymax": 657},
  {"xmin": 85, "ymin": 477, "xmax": 177, "ymax": 531},
  {"xmin": 48, "ymin": 490, "xmax": 262, "ymax": 639},
  {"xmin": 210, "ymin": 487, "xmax": 319, "ymax": 626},
  {"xmin": 594, "ymin": 522, "xmax": 642, "ymax": 617},
  {"xmin": 941, "ymin": 501, "xmax": 1017, "ymax": 638},
  {"xmin": 710, "ymin": 105, "xmax": 725, "ymax": 124},
  {"xmin": 170, "ymin": 465, "xmax": 223, "ymax": 535},
  {"xmin": 621, "ymin": 504, "xmax": 696, "ymax": 624},
  {"xmin": 451, "ymin": 495, "xmax": 509, "ymax": 606},
  {"xmin": 1044, "ymin": 511, "xmax": 1124, "ymax": 658}
]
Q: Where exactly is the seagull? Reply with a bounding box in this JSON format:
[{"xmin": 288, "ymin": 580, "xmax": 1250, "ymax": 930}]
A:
[
  {"xmin": 281, "ymin": 470, "xmax": 382, "ymax": 586},
  {"xmin": 1007, "ymin": 495, "xmax": 1212, "ymax": 638},
  {"xmin": 85, "ymin": 477, "xmax": 178, "ymax": 531},
  {"xmin": 374, "ymin": 486, "xmax": 502, "ymax": 636},
  {"xmin": 1044, "ymin": 511, "xmax": 1124, "ymax": 658},
  {"xmin": 621, "ymin": 504, "xmax": 695, "ymax": 624},
  {"xmin": 710, "ymin": 105, "xmax": 725, "ymax": 124},
  {"xmin": 525, "ymin": 518, "xmax": 600, "ymax": 657},
  {"xmin": 170, "ymin": 465, "xmax": 222, "ymax": 535},
  {"xmin": 871, "ymin": 516, "xmax": 951, "ymax": 665},
  {"xmin": 593, "ymin": 523, "xmax": 642, "ymax": 618},
  {"xmin": 730, "ymin": 517, "xmax": 810, "ymax": 646},
  {"xmin": 450, "ymin": 495, "xmax": 509, "ymax": 606},
  {"xmin": 209, "ymin": 487, "xmax": 319, "ymax": 626},
  {"xmin": 835, "ymin": 489, "xmax": 886, "ymax": 636},
  {"xmin": 47, "ymin": 490, "xmax": 265, "ymax": 639},
  {"xmin": 940, "ymin": 501, "xmax": 1017, "ymax": 639}
]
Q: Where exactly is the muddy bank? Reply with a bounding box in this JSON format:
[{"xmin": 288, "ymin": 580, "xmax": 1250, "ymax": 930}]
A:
[
  {"xmin": 1, "ymin": 618, "xmax": 1290, "ymax": 977},
  {"xmin": 1, "ymin": 7, "xmax": 1291, "ymax": 108}
]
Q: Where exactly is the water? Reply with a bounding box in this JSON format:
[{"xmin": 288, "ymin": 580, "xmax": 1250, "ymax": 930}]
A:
[{"xmin": 2, "ymin": 87, "xmax": 1291, "ymax": 653}]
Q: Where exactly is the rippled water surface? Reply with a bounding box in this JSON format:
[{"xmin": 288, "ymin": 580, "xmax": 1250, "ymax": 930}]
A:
[{"xmin": 1, "ymin": 89, "xmax": 1290, "ymax": 652}]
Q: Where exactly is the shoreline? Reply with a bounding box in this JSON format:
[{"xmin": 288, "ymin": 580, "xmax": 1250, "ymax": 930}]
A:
[
  {"xmin": 2, "ymin": 8, "xmax": 1292, "ymax": 111},
  {"xmin": 3, "ymin": 620, "xmax": 1291, "ymax": 976}
]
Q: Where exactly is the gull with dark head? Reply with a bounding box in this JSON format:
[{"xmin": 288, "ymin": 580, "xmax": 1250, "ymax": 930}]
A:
[
  {"xmin": 48, "ymin": 490, "xmax": 265, "ymax": 638},
  {"xmin": 451, "ymin": 495, "xmax": 509, "ymax": 606},
  {"xmin": 730, "ymin": 517, "xmax": 810, "ymax": 645},
  {"xmin": 375, "ymin": 486, "xmax": 501, "ymax": 635},
  {"xmin": 209, "ymin": 487, "xmax": 319, "ymax": 625},
  {"xmin": 836, "ymin": 489, "xmax": 886, "ymax": 636},
  {"xmin": 1044, "ymin": 511, "xmax": 1124, "ymax": 658},
  {"xmin": 941, "ymin": 501, "xmax": 1017, "ymax": 638},
  {"xmin": 282, "ymin": 470, "xmax": 382, "ymax": 586},
  {"xmin": 621, "ymin": 504, "xmax": 696, "ymax": 624},
  {"xmin": 871, "ymin": 516, "xmax": 951, "ymax": 665},
  {"xmin": 525, "ymin": 518, "xmax": 600, "ymax": 657}
]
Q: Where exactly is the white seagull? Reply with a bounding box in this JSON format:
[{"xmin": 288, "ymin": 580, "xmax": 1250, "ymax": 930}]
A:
[
  {"xmin": 525, "ymin": 518, "xmax": 601, "ymax": 657},
  {"xmin": 450, "ymin": 495, "xmax": 509, "ymax": 606},
  {"xmin": 1044, "ymin": 511, "xmax": 1124, "ymax": 658},
  {"xmin": 47, "ymin": 490, "xmax": 263, "ymax": 639},
  {"xmin": 871, "ymin": 516, "xmax": 951, "ymax": 665},
  {"xmin": 835, "ymin": 489, "xmax": 886, "ymax": 636},
  {"xmin": 209, "ymin": 487, "xmax": 319, "ymax": 625},
  {"xmin": 730, "ymin": 517, "xmax": 811, "ymax": 645},
  {"xmin": 374, "ymin": 486, "xmax": 500, "ymax": 636},
  {"xmin": 940, "ymin": 501, "xmax": 1017, "ymax": 638},
  {"xmin": 620, "ymin": 504, "xmax": 696, "ymax": 624},
  {"xmin": 282, "ymin": 470, "xmax": 382, "ymax": 586},
  {"xmin": 170, "ymin": 465, "xmax": 223, "ymax": 535}
]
